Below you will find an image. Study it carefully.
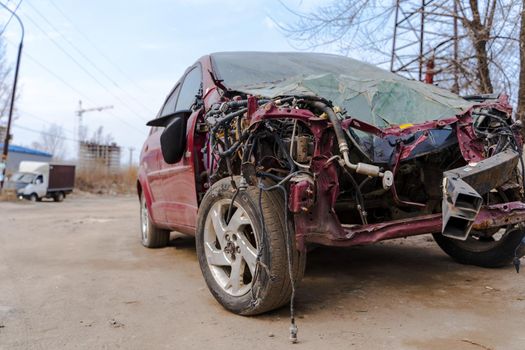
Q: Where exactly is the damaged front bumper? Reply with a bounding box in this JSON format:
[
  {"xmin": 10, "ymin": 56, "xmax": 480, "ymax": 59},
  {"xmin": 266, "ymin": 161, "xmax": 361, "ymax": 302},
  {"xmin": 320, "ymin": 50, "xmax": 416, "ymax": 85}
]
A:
[
  {"xmin": 307, "ymin": 202, "xmax": 525, "ymax": 247},
  {"xmin": 303, "ymin": 149, "xmax": 525, "ymax": 248},
  {"xmin": 442, "ymin": 149, "xmax": 520, "ymax": 240}
]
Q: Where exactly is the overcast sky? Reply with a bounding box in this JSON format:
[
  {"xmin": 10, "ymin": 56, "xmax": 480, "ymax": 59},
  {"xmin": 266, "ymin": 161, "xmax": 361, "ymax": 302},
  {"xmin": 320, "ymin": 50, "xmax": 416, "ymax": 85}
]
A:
[{"xmin": 0, "ymin": 0, "xmax": 337, "ymax": 162}]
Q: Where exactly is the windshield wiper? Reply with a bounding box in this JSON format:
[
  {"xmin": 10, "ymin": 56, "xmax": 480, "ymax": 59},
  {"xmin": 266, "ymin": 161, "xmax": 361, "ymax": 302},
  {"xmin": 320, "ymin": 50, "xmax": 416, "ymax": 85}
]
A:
[{"xmin": 377, "ymin": 114, "xmax": 393, "ymax": 127}]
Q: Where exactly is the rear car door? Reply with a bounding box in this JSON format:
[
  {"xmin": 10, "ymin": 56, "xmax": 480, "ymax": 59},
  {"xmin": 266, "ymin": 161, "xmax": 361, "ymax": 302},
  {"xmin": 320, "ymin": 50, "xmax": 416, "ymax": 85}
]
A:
[{"xmin": 161, "ymin": 65, "xmax": 203, "ymax": 233}]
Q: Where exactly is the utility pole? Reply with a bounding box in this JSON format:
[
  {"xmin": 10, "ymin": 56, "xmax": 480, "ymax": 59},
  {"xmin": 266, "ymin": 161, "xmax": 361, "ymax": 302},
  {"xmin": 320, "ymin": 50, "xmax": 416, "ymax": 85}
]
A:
[
  {"xmin": 128, "ymin": 147, "xmax": 135, "ymax": 169},
  {"xmin": 0, "ymin": 3, "xmax": 24, "ymax": 192},
  {"xmin": 75, "ymin": 100, "xmax": 113, "ymax": 160}
]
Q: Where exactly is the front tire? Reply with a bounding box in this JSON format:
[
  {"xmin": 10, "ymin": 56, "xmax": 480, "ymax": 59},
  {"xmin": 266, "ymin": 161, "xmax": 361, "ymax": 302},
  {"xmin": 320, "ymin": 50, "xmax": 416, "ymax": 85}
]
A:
[
  {"xmin": 433, "ymin": 229, "xmax": 525, "ymax": 267},
  {"xmin": 140, "ymin": 193, "xmax": 170, "ymax": 248},
  {"xmin": 196, "ymin": 177, "xmax": 306, "ymax": 315},
  {"xmin": 434, "ymin": 189, "xmax": 525, "ymax": 267}
]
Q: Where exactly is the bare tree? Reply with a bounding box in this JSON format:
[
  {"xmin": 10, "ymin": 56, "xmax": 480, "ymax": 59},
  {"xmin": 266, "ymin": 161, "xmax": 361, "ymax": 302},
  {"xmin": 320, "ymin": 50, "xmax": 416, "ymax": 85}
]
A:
[
  {"xmin": 518, "ymin": 1, "xmax": 525, "ymax": 123},
  {"xmin": 31, "ymin": 123, "xmax": 66, "ymax": 160},
  {"xmin": 280, "ymin": 1, "xmax": 521, "ymax": 98},
  {"xmin": 279, "ymin": 0, "xmax": 394, "ymax": 55},
  {"xmin": 0, "ymin": 38, "xmax": 15, "ymax": 127},
  {"xmin": 0, "ymin": 38, "xmax": 11, "ymax": 118},
  {"xmin": 455, "ymin": 0, "xmax": 496, "ymax": 93}
]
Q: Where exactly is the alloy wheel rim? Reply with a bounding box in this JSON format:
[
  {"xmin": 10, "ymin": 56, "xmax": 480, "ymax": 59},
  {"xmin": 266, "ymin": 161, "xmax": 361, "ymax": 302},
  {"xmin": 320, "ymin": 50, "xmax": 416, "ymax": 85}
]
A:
[
  {"xmin": 204, "ymin": 199, "xmax": 258, "ymax": 297},
  {"xmin": 140, "ymin": 196, "xmax": 148, "ymax": 242}
]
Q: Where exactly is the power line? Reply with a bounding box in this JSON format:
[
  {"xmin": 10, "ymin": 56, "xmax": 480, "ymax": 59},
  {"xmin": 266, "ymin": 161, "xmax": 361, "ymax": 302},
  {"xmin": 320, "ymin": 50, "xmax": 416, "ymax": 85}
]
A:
[
  {"xmin": 13, "ymin": 123, "xmax": 138, "ymax": 151},
  {"xmin": 13, "ymin": 123, "xmax": 140, "ymax": 168},
  {"xmin": 4, "ymin": 38, "xmax": 98, "ymax": 104},
  {"xmin": 0, "ymin": 0, "xmax": 22, "ymax": 35},
  {"xmin": 20, "ymin": 110, "xmax": 76, "ymax": 136},
  {"xmin": 3, "ymin": 37, "xmax": 147, "ymax": 137},
  {"xmin": 46, "ymin": 0, "xmax": 158, "ymax": 107},
  {"xmin": 13, "ymin": 123, "xmax": 77, "ymax": 142},
  {"xmin": 25, "ymin": 1, "xmax": 156, "ymax": 117},
  {"xmin": 21, "ymin": 11, "xmax": 148, "ymax": 124}
]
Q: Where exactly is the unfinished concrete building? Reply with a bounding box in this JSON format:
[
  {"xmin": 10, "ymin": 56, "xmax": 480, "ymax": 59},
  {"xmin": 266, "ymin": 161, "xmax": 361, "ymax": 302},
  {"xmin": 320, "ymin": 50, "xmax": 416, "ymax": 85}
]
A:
[{"xmin": 79, "ymin": 141, "xmax": 121, "ymax": 173}]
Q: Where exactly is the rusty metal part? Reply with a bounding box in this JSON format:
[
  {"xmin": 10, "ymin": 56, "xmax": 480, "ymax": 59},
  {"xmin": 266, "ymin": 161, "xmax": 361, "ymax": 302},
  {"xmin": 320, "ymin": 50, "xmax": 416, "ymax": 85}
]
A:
[
  {"xmin": 293, "ymin": 156, "xmax": 346, "ymax": 251},
  {"xmin": 295, "ymin": 136, "xmax": 310, "ymax": 163},
  {"xmin": 440, "ymin": 149, "xmax": 519, "ymax": 240},
  {"xmin": 472, "ymin": 201, "xmax": 525, "ymax": 230},
  {"xmin": 444, "ymin": 149, "xmax": 519, "ymax": 196},
  {"xmin": 304, "ymin": 200, "xmax": 525, "ymax": 248},
  {"xmin": 306, "ymin": 214, "xmax": 443, "ymax": 247},
  {"xmin": 441, "ymin": 176, "xmax": 482, "ymax": 240},
  {"xmin": 288, "ymin": 175, "xmax": 315, "ymax": 214}
]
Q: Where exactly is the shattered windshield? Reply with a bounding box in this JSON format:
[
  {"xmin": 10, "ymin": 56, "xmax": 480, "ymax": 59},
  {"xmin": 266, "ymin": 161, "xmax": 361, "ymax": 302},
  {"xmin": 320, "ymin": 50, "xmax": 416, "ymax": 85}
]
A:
[{"xmin": 211, "ymin": 52, "xmax": 474, "ymax": 128}]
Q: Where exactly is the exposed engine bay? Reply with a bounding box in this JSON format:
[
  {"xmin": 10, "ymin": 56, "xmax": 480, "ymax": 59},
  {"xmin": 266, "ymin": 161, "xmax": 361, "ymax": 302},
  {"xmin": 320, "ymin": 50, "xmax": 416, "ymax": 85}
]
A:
[{"xmin": 198, "ymin": 90, "xmax": 525, "ymax": 250}]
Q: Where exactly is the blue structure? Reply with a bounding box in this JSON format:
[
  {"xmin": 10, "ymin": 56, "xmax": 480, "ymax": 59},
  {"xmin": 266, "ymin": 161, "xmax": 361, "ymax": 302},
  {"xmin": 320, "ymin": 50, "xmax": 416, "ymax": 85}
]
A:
[{"xmin": 0, "ymin": 144, "xmax": 53, "ymax": 174}]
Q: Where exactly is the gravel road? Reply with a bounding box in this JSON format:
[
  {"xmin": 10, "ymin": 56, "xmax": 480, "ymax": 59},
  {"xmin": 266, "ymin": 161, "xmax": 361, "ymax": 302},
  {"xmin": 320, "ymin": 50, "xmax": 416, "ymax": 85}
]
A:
[{"xmin": 1, "ymin": 196, "xmax": 524, "ymax": 349}]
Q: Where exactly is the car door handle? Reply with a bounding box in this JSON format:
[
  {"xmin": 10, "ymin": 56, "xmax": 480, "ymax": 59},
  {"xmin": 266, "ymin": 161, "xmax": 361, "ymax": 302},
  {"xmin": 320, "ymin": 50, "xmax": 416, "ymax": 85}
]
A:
[{"xmin": 144, "ymin": 145, "xmax": 149, "ymax": 152}]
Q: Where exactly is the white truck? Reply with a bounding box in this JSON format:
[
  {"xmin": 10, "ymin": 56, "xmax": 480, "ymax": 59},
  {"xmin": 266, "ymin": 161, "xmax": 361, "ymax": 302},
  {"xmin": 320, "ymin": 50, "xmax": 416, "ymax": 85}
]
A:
[{"xmin": 10, "ymin": 161, "xmax": 76, "ymax": 202}]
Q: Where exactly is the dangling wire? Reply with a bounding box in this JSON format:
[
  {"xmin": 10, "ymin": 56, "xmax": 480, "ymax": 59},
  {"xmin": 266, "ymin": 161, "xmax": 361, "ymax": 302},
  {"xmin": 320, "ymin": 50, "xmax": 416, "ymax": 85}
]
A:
[
  {"xmin": 276, "ymin": 184, "xmax": 298, "ymax": 343},
  {"xmin": 513, "ymin": 235, "xmax": 525, "ymax": 273},
  {"xmin": 258, "ymin": 175, "xmax": 301, "ymax": 343},
  {"xmin": 250, "ymin": 179, "xmax": 270, "ymax": 308}
]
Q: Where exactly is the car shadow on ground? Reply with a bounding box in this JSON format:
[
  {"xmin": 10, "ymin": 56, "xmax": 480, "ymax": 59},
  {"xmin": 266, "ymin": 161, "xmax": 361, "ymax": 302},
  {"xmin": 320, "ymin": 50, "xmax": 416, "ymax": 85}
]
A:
[
  {"xmin": 168, "ymin": 233, "xmax": 196, "ymax": 250},
  {"xmin": 167, "ymin": 234, "xmax": 492, "ymax": 318}
]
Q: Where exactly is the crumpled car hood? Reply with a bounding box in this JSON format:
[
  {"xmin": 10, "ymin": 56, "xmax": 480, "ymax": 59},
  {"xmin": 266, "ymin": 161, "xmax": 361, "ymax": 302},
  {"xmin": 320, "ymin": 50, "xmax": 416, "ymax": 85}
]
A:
[
  {"xmin": 212, "ymin": 52, "xmax": 474, "ymax": 128},
  {"xmin": 233, "ymin": 73, "xmax": 474, "ymax": 128}
]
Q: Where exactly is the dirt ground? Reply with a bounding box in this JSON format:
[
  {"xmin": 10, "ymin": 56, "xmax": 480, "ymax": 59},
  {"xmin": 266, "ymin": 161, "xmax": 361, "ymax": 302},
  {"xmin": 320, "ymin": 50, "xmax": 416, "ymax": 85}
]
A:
[{"xmin": 1, "ymin": 196, "xmax": 525, "ymax": 350}]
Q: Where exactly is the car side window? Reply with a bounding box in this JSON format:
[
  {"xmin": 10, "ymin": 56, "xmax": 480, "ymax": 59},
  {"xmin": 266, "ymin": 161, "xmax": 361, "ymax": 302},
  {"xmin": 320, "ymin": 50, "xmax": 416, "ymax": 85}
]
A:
[
  {"xmin": 175, "ymin": 66, "xmax": 202, "ymax": 112},
  {"xmin": 160, "ymin": 84, "xmax": 180, "ymax": 117}
]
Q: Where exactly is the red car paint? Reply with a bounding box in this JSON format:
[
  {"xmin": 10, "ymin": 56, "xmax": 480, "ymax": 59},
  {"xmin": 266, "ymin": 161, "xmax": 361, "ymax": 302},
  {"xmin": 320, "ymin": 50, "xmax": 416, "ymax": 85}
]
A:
[{"xmin": 138, "ymin": 54, "xmax": 525, "ymax": 250}]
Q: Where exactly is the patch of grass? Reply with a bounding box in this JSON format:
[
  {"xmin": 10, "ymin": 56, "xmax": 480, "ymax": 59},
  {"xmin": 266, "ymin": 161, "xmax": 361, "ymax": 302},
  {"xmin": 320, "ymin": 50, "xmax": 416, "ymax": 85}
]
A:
[
  {"xmin": 75, "ymin": 165, "xmax": 138, "ymax": 195},
  {"xmin": 0, "ymin": 189, "xmax": 18, "ymax": 202}
]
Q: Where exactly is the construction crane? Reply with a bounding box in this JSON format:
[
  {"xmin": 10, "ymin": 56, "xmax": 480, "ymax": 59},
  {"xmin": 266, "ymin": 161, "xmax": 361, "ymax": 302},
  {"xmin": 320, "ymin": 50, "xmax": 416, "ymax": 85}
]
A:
[{"xmin": 75, "ymin": 100, "xmax": 113, "ymax": 158}]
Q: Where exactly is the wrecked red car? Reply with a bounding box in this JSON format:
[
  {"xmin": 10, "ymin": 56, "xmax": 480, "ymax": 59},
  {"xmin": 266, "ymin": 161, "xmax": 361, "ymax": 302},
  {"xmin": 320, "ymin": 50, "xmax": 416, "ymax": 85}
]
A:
[{"xmin": 138, "ymin": 52, "xmax": 525, "ymax": 317}]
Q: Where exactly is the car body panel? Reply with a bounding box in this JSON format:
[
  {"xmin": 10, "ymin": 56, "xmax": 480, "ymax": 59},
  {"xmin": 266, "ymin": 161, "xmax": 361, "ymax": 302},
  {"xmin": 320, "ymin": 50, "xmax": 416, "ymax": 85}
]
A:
[
  {"xmin": 160, "ymin": 108, "xmax": 202, "ymax": 234},
  {"xmin": 139, "ymin": 55, "xmax": 215, "ymax": 234},
  {"xmin": 138, "ymin": 52, "xmax": 525, "ymax": 249},
  {"xmin": 140, "ymin": 128, "xmax": 168, "ymax": 224}
]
